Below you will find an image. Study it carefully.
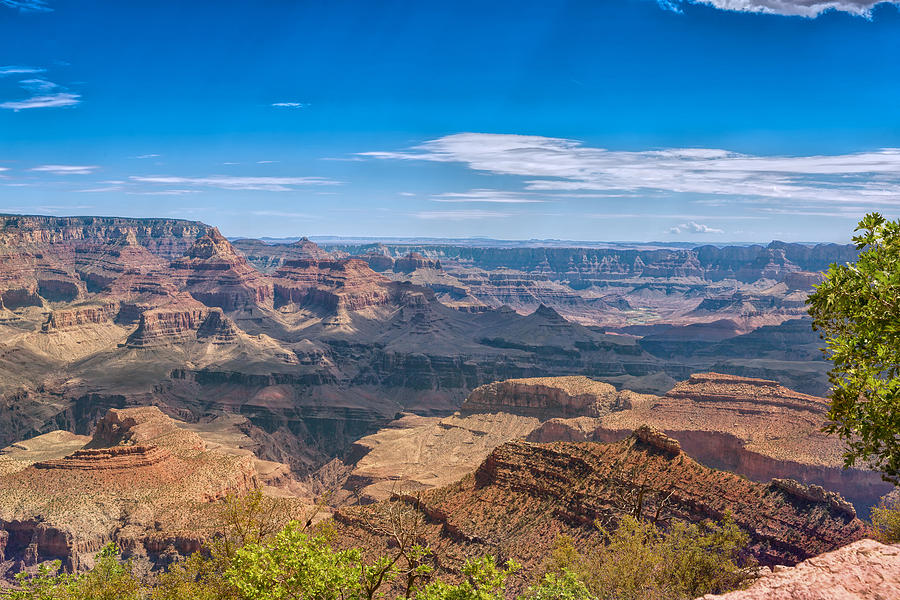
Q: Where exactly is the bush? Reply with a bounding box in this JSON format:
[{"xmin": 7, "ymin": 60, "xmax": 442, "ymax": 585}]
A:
[
  {"xmin": 542, "ymin": 515, "xmax": 754, "ymax": 600},
  {"xmin": 871, "ymin": 495, "xmax": 900, "ymax": 543}
]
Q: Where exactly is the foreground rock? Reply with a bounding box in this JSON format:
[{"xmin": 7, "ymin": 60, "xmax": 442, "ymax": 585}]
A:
[
  {"xmin": 0, "ymin": 407, "xmax": 305, "ymax": 577},
  {"xmin": 335, "ymin": 429, "xmax": 867, "ymax": 594},
  {"xmin": 697, "ymin": 538, "xmax": 900, "ymax": 600}
]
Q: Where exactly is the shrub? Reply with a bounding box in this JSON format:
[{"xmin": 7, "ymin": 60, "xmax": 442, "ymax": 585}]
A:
[{"xmin": 871, "ymin": 495, "xmax": 900, "ymax": 543}]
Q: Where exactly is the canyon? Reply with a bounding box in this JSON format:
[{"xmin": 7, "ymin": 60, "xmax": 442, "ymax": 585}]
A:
[{"xmin": 0, "ymin": 213, "xmax": 892, "ymax": 594}]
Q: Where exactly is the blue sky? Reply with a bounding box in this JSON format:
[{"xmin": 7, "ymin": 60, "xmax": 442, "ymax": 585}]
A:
[{"xmin": 1, "ymin": 0, "xmax": 900, "ymax": 242}]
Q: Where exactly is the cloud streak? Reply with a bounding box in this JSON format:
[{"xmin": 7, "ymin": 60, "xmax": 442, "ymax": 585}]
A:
[
  {"xmin": 657, "ymin": 0, "xmax": 900, "ymax": 18},
  {"xmin": 271, "ymin": 102, "xmax": 308, "ymax": 108},
  {"xmin": 130, "ymin": 175, "xmax": 340, "ymax": 192},
  {"xmin": 0, "ymin": 65, "xmax": 45, "ymax": 76},
  {"xmin": 363, "ymin": 133, "xmax": 900, "ymax": 212},
  {"xmin": 32, "ymin": 164, "xmax": 98, "ymax": 175},
  {"xmin": 0, "ymin": 92, "xmax": 80, "ymax": 111},
  {"xmin": 415, "ymin": 209, "xmax": 511, "ymax": 220},
  {"xmin": 431, "ymin": 189, "xmax": 546, "ymax": 204}
]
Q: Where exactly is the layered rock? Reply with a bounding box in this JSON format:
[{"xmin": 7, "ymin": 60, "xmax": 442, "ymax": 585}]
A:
[
  {"xmin": 169, "ymin": 230, "xmax": 273, "ymax": 311},
  {"xmin": 272, "ymin": 258, "xmax": 398, "ymax": 311},
  {"xmin": 0, "ymin": 406, "xmax": 304, "ymax": 576},
  {"xmin": 335, "ymin": 430, "xmax": 867, "ymax": 594},
  {"xmin": 462, "ymin": 376, "xmax": 636, "ymax": 417},
  {"xmin": 530, "ymin": 373, "xmax": 893, "ymax": 514},
  {"xmin": 698, "ymin": 538, "xmax": 900, "ymax": 600}
]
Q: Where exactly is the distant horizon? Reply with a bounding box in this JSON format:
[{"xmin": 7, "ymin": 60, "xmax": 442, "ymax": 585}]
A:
[{"xmin": 2, "ymin": 1, "xmax": 899, "ymax": 242}]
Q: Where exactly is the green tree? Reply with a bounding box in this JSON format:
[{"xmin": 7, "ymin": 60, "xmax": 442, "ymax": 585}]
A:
[
  {"xmin": 415, "ymin": 556, "xmax": 519, "ymax": 600},
  {"xmin": 225, "ymin": 522, "xmax": 366, "ymax": 600},
  {"xmin": 808, "ymin": 212, "xmax": 900, "ymax": 483}
]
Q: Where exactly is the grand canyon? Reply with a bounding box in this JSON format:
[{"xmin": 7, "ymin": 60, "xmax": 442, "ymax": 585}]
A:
[
  {"xmin": 0, "ymin": 214, "xmax": 896, "ymax": 598},
  {"xmin": 4, "ymin": 1, "xmax": 900, "ymax": 597}
]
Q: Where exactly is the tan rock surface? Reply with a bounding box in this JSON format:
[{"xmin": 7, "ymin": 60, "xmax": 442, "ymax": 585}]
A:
[
  {"xmin": 343, "ymin": 412, "xmax": 541, "ymax": 502},
  {"xmin": 697, "ymin": 539, "xmax": 900, "ymax": 600}
]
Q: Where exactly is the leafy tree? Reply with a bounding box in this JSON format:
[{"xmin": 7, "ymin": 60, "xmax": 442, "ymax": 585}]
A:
[
  {"xmin": 808, "ymin": 212, "xmax": 900, "ymax": 483},
  {"xmin": 226, "ymin": 522, "xmax": 366, "ymax": 600},
  {"xmin": 415, "ymin": 556, "xmax": 519, "ymax": 600}
]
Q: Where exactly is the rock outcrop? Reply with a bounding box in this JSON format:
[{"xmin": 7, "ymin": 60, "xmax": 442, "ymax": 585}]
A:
[
  {"xmin": 462, "ymin": 376, "xmax": 636, "ymax": 417},
  {"xmin": 0, "ymin": 407, "xmax": 304, "ymax": 576},
  {"xmin": 530, "ymin": 373, "xmax": 894, "ymax": 514},
  {"xmin": 697, "ymin": 538, "xmax": 900, "ymax": 600},
  {"xmin": 335, "ymin": 430, "xmax": 868, "ymax": 595}
]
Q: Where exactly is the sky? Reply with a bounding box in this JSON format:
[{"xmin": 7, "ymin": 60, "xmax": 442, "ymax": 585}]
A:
[{"xmin": 1, "ymin": 0, "xmax": 900, "ymax": 243}]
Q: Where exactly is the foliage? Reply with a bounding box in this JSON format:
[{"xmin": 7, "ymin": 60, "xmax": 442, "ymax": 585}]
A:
[
  {"xmin": 543, "ymin": 515, "xmax": 753, "ymax": 600},
  {"xmin": 414, "ymin": 556, "xmax": 519, "ymax": 600},
  {"xmin": 518, "ymin": 570, "xmax": 594, "ymax": 600},
  {"xmin": 807, "ymin": 212, "xmax": 900, "ymax": 483},
  {"xmin": 2, "ymin": 545, "xmax": 141, "ymax": 600},
  {"xmin": 871, "ymin": 494, "xmax": 900, "ymax": 543}
]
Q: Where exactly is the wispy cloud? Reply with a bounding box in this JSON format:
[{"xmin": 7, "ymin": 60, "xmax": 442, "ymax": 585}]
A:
[
  {"xmin": 256, "ymin": 160, "xmax": 279, "ymax": 164},
  {"xmin": 31, "ymin": 164, "xmax": 97, "ymax": 175},
  {"xmin": 133, "ymin": 153, "xmax": 160, "ymax": 159},
  {"xmin": 18, "ymin": 78, "xmax": 57, "ymax": 92},
  {"xmin": 657, "ymin": 0, "xmax": 900, "ymax": 18},
  {"xmin": 271, "ymin": 102, "xmax": 308, "ymax": 108},
  {"xmin": 76, "ymin": 186, "xmax": 123, "ymax": 193},
  {"xmin": 431, "ymin": 189, "xmax": 546, "ymax": 204},
  {"xmin": 0, "ymin": 92, "xmax": 80, "ymax": 111},
  {"xmin": 1, "ymin": 0, "xmax": 52, "ymax": 12},
  {"xmin": 130, "ymin": 175, "xmax": 340, "ymax": 192},
  {"xmin": 0, "ymin": 65, "xmax": 45, "ymax": 76},
  {"xmin": 363, "ymin": 133, "xmax": 900, "ymax": 213},
  {"xmin": 415, "ymin": 209, "xmax": 511, "ymax": 220},
  {"xmin": 668, "ymin": 221, "xmax": 724, "ymax": 234}
]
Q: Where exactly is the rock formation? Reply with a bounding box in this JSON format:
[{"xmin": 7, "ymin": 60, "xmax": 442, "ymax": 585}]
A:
[
  {"xmin": 697, "ymin": 538, "xmax": 900, "ymax": 600},
  {"xmin": 334, "ymin": 430, "xmax": 867, "ymax": 594},
  {"xmin": 0, "ymin": 406, "xmax": 304, "ymax": 577},
  {"xmin": 528, "ymin": 373, "xmax": 893, "ymax": 514}
]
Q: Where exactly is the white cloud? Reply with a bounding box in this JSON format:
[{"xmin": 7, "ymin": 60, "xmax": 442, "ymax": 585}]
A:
[
  {"xmin": 1, "ymin": 0, "xmax": 52, "ymax": 12},
  {"xmin": 271, "ymin": 102, "xmax": 308, "ymax": 108},
  {"xmin": 31, "ymin": 164, "xmax": 97, "ymax": 175},
  {"xmin": 658, "ymin": 0, "xmax": 900, "ymax": 17},
  {"xmin": 668, "ymin": 221, "xmax": 724, "ymax": 234},
  {"xmin": 17, "ymin": 78, "xmax": 56, "ymax": 92},
  {"xmin": 76, "ymin": 186, "xmax": 123, "ymax": 193},
  {"xmin": 0, "ymin": 66, "xmax": 45, "ymax": 76},
  {"xmin": 415, "ymin": 209, "xmax": 510, "ymax": 220},
  {"xmin": 256, "ymin": 160, "xmax": 279, "ymax": 164},
  {"xmin": 363, "ymin": 133, "xmax": 900, "ymax": 212},
  {"xmin": 431, "ymin": 189, "xmax": 546, "ymax": 204},
  {"xmin": 130, "ymin": 175, "xmax": 340, "ymax": 192},
  {"xmin": 251, "ymin": 210, "xmax": 315, "ymax": 218},
  {"xmin": 133, "ymin": 154, "xmax": 160, "ymax": 159},
  {"xmin": 0, "ymin": 92, "xmax": 80, "ymax": 111}
]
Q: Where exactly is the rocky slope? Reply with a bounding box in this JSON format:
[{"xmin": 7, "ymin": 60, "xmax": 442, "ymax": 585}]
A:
[
  {"xmin": 529, "ymin": 373, "xmax": 893, "ymax": 514},
  {"xmin": 334, "ymin": 430, "xmax": 867, "ymax": 594},
  {"xmin": 697, "ymin": 538, "xmax": 900, "ymax": 600},
  {"xmin": 0, "ymin": 406, "xmax": 304, "ymax": 578}
]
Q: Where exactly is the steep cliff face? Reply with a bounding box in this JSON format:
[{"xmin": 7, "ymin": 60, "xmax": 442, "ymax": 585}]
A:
[
  {"xmin": 272, "ymin": 257, "xmax": 398, "ymax": 311},
  {"xmin": 462, "ymin": 376, "xmax": 636, "ymax": 417},
  {"xmin": 170, "ymin": 230, "xmax": 274, "ymax": 311}
]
